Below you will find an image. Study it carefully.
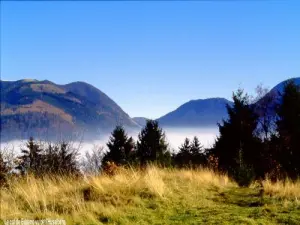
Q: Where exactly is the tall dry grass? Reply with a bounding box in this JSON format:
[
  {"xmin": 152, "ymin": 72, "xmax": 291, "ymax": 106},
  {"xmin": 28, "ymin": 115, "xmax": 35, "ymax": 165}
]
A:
[
  {"xmin": 0, "ymin": 167, "xmax": 230, "ymax": 218},
  {"xmin": 263, "ymin": 178, "xmax": 300, "ymax": 200},
  {"xmin": 1, "ymin": 166, "xmax": 299, "ymax": 223}
]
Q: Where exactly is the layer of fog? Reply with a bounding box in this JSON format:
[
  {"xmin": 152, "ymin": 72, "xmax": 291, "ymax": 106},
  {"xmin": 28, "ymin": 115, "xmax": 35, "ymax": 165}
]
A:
[{"xmin": 1, "ymin": 127, "xmax": 218, "ymax": 157}]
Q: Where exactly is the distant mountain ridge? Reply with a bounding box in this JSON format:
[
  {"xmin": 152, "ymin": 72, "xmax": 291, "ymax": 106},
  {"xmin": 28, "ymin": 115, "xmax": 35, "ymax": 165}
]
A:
[
  {"xmin": 1, "ymin": 77, "xmax": 298, "ymax": 141},
  {"xmin": 1, "ymin": 79, "xmax": 139, "ymax": 141},
  {"xmin": 157, "ymin": 98, "xmax": 233, "ymax": 127},
  {"xmin": 157, "ymin": 77, "xmax": 300, "ymax": 128}
]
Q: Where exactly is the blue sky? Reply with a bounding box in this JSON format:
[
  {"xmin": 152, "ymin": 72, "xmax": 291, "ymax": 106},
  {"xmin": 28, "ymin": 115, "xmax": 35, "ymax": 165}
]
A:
[{"xmin": 1, "ymin": 1, "xmax": 299, "ymax": 118}]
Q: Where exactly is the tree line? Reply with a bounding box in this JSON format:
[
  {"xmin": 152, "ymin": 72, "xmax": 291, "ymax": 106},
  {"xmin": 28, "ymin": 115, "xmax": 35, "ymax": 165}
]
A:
[
  {"xmin": 1, "ymin": 80, "xmax": 300, "ymax": 187},
  {"xmin": 100, "ymin": 80, "xmax": 300, "ymax": 184}
]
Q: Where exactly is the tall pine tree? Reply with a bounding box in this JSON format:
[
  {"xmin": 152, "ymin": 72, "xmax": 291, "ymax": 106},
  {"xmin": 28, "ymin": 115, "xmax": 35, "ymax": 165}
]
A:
[
  {"xmin": 136, "ymin": 120, "xmax": 171, "ymax": 167},
  {"xmin": 174, "ymin": 138, "xmax": 192, "ymax": 167},
  {"xmin": 56, "ymin": 142, "xmax": 80, "ymax": 175},
  {"xmin": 102, "ymin": 126, "xmax": 135, "ymax": 167},
  {"xmin": 16, "ymin": 137, "xmax": 44, "ymax": 176},
  {"xmin": 174, "ymin": 136, "xmax": 205, "ymax": 168},
  {"xmin": 190, "ymin": 136, "xmax": 205, "ymax": 166},
  {"xmin": 276, "ymin": 80, "xmax": 300, "ymax": 179},
  {"xmin": 212, "ymin": 89, "xmax": 262, "ymax": 176}
]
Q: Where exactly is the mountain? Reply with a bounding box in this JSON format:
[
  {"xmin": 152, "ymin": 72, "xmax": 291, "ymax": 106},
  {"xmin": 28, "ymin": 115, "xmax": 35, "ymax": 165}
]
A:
[
  {"xmin": 132, "ymin": 117, "xmax": 148, "ymax": 127},
  {"xmin": 2, "ymin": 77, "xmax": 299, "ymax": 140},
  {"xmin": 0, "ymin": 79, "xmax": 138, "ymax": 141},
  {"xmin": 157, "ymin": 77, "xmax": 300, "ymax": 128},
  {"xmin": 158, "ymin": 98, "xmax": 233, "ymax": 127},
  {"xmin": 270, "ymin": 77, "xmax": 300, "ymax": 95}
]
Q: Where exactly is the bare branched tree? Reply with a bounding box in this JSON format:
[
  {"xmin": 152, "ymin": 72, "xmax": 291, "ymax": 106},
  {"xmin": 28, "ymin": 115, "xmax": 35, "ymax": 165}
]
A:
[
  {"xmin": 254, "ymin": 84, "xmax": 278, "ymax": 140},
  {"xmin": 81, "ymin": 144, "xmax": 105, "ymax": 175},
  {"xmin": 0, "ymin": 144, "xmax": 17, "ymax": 173}
]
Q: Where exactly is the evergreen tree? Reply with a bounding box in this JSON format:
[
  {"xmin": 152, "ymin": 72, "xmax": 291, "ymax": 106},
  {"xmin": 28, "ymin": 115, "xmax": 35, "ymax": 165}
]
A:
[
  {"xmin": 212, "ymin": 89, "xmax": 262, "ymax": 176},
  {"xmin": 190, "ymin": 136, "xmax": 205, "ymax": 166},
  {"xmin": 136, "ymin": 120, "xmax": 171, "ymax": 166},
  {"xmin": 56, "ymin": 142, "xmax": 79, "ymax": 175},
  {"xmin": 42, "ymin": 144, "xmax": 60, "ymax": 175},
  {"xmin": 276, "ymin": 80, "xmax": 300, "ymax": 179},
  {"xmin": 16, "ymin": 138, "xmax": 80, "ymax": 176},
  {"xmin": 174, "ymin": 138, "xmax": 192, "ymax": 167},
  {"xmin": 174, "ymin": 137, "xmax": 205, "ymax": 168},
  {"xmin": 102, "ymin": 126, "xmax": 135, "ymax": 167},
  {"xmin": 16, "ymin": 137, "xmax": 44, "ymax": 176},
  {"xmin": 125, "ymin": 137, "xmax": 136, "ymax": 163}
]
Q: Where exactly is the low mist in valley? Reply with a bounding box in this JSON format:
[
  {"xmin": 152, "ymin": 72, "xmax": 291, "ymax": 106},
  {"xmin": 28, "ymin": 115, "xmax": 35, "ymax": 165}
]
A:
[{"xmin": 0, "ymin": 127, "xmax": 218, "ymax": 157}]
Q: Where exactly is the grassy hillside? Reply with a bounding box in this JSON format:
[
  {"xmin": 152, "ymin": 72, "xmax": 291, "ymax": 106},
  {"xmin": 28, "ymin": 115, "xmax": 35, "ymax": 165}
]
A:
[{"xmin": 1, "ymin": 167, "xmax": 299, "ymax": 225}]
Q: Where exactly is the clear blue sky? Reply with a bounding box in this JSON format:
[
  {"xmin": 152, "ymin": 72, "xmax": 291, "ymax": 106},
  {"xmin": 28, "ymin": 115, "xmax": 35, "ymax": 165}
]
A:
[{"xmin": 1, "ymin": 1, "xmax": 299, "ymax": 118}]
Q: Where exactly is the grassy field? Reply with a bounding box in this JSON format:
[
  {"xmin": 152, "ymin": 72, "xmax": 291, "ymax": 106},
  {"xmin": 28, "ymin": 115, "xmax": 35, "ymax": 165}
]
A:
[{"xmin": 0, "ymin": 167, "xmax": 299, "ymax": 225}]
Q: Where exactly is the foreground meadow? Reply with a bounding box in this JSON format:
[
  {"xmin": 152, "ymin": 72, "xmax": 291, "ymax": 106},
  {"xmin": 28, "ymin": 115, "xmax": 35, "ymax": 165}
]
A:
[{"xmin": 1, "ymin": 167, "xmax": 299, "ymax": 225}]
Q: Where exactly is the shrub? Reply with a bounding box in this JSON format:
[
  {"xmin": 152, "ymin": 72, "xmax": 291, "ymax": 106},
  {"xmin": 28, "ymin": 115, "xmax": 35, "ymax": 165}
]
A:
[
  {"xmin": 232, "ymin": 165, "xmax": 255, "ymax": 187},
  {"xmin": 207, "ymin": 154, "xmax": 219, "ymax": 172},
  {"xmin": 102, "ymin": 161, "xmax": 119, "ymax": 176}
]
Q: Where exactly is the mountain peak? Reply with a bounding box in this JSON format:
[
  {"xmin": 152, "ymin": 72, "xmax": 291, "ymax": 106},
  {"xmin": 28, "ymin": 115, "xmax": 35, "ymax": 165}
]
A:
[
  {"xmin": 187, "ymin": 97, "xmax": 231, "ymax": 104},
  {"xmin": 17, "ymin": 79, "xmax": 38, "ymax": 83}
]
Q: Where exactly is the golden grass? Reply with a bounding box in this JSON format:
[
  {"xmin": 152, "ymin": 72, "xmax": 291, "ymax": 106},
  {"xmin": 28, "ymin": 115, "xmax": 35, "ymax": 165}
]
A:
[
  {"xmin": 263, "ymin": 178, "xmax": 300, "ymax": 200},
  {"xmin": 0, "ymin": 167, "xmax": 229, "ymax": 218},
  {"xmin": 1, "ymin": 167, "xmax": 299, "ymax": 224}
]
